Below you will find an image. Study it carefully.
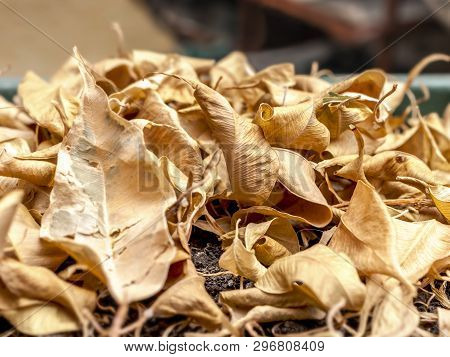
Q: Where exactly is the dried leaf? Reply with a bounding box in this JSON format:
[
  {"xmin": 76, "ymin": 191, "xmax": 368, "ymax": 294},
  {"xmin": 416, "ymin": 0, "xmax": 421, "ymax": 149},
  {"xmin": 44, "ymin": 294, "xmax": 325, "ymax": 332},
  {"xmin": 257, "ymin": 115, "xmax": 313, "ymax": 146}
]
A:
[
  {"xmin": 295, "ymin": 75, "xmax": 330, "ymax": 93},
  {"xmin": 330, "ymin": 180, "xmax": 450, "ymax": 286},
  {"xmin": 237, "ymin": 63, "xmax": 296, "ymax": 108},
  {"xmin": 0, "ymin": 191, "xmax": 23, "ymax": 259},
  {"xmin": 395, "ymin": 218, "xmax": 450, "ymax": 283},
  {"xmin": 189, "ymin": 78, "xmax": 279, "ymax": 204},
  {"xmin": 254, "ymin": 99, "xmax": 330, "ymax": 152},
  {"xmin": 210, "ymin": 51, "xmax": 254, "ymax": 90},
  {"xmin": 233, "ymin": 305, "xmax": 325, "ymax": 331},
  {"xmin": 0, "ymin": 258, "xmax": 96, "ymax": 327},
  {"xmin": 326, "ymin": 70, "xmax": 386, "ymax": 99},
  {"xmin": 438, "ymin": 307, "xmax": 450, "ymax": 337},
  {"xmin": 219, "ymin": 223, "xmax": 267, "ymax": 281},
  {"xmin": 255, "ymin": 244, "xmax": 366, "ymax": 310},
  {"xmin": 329, "ymin": 181, "xmax": 411, "ymax": 288},
  {"xmin": 7, "ymin": 204, "xmax": 66, "ymax": 270},
  {"xmin": 275, "ymin": 148, "xmax": 332, "ymax": 227},
  {"xmin": 370, "ymin": 280, "xmax": 419, "ymax": 337},
  {"xmin": 220, "ymin": 287, "xmax": 308, "ymax": 310},
  {"xmin": 151, "ymin": 273, "xmax": 227, "ymax": 330},
  {"xmin": 0, "ymin": 147, "xmax": 56, "ymax": 187},
  {"xmin": 3, "ymin": 41, "xmax": 448, "ymax": 338},
  {"xmin": 135, "ymin": 92, "xmax": 203, "ymax": 181},
  {"xmin": 18, "ymin": 71, "xmax": 73, "ymax": 138},
  {"xmin": 376, "ymin": 116, "xmax": 449, "ymax": 170},
  {"xmin": 244, "ymin": 218, "xmax": 300, "ymax": 257},
  {"xmin": 429, "ymin": 185, "xmax": 450, "ymax": 221},
  {"xmin": 317, "ymin": 93, "xmax": 373, "ymax": 139},
  {"xmin": 41, "ymin": 50, "xmax": 177, "ymax": 303}
]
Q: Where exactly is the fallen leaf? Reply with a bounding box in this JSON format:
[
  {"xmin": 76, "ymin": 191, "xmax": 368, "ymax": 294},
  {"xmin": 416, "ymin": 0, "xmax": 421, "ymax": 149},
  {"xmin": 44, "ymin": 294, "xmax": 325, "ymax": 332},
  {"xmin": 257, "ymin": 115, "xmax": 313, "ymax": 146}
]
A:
[
  {"xmin": 254, "ymin": 99, "xmax": 330, "ymax": 152},
  {"xmin": 255, "ymin": 244, "xmax": 366, "ymax": 310},
  {"xmin": 188, "ymin": 78, "xmax": 280, "ymax": 204},
  {"xmin": 41, "ymin": 49, "xmax": 177, "ymax": 303}
]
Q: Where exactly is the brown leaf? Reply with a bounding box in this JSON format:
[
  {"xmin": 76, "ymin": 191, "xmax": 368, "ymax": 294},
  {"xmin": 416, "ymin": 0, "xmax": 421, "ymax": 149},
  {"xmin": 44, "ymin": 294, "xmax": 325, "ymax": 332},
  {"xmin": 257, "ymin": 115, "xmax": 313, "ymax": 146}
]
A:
[
  {"xmin": 18, "ymin": 71, "xmax": 77, "ymax": 138},
  {"xmin": 0, "ymin": 190, "xmax": 23, "ymax": 259},
  {"xmin": 255, "ymin": 244, "xmax": 366, "ymax": 310},
  {"xmin": 188, "ymin": 78, "xmax": 279, "ymax": 204},
  {"xmin": 135, "ymin": 91, "xmax": 203, "ymax": 181},
  {"xmin": 7, "ymin": 204, "xmax": 66, "ymax": 270},
  {"xmin": 254, "ymin": 99, "xmax": 330, "ymax": 152},
  {"xmin": 275, "ymin": 148, "xmax": 332, "ymax": 227},
  {"xmin": 151, "ymin": 272, "xmax": 227, "ymax": 331},
  {"xmin": 41, "ymin": 49, "xmax": 177, "ymax": 303}
]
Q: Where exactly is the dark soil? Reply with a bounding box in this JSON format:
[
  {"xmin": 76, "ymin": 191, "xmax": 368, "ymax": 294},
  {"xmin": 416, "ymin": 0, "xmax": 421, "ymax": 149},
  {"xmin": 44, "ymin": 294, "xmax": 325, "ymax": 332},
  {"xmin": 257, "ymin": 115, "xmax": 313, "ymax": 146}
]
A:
[
  {"xmin": 414, "ymin": 280, "xmax": 449, "ymax": 335},
  {"xmin": 190, "ymin": 227, "xmax": 253, "ymax": 301},
  {"xmin": 188, "ymin": 225, "xmax": 326, "ymax": 336}
]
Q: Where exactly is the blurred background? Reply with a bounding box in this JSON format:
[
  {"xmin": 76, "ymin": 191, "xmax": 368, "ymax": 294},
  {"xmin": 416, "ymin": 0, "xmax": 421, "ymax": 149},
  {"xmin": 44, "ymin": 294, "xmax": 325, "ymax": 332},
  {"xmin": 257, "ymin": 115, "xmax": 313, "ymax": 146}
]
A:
[{"xmin": 0, "ymin": 0, "xmax": 449, "ymax": 77}]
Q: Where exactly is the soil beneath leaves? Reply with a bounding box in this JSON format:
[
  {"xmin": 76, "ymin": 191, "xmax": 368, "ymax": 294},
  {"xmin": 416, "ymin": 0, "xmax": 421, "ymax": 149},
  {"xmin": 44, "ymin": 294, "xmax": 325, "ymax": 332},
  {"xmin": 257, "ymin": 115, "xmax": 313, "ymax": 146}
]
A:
[{"xmin": 188, "ymin": 227, "xmax": 326, "ymax": 336}]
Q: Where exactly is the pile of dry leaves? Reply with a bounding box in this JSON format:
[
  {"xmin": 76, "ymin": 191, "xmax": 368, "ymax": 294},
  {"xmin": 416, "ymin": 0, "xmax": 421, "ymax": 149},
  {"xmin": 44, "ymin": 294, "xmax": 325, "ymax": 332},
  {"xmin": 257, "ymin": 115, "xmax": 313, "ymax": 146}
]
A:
[{"xmin": 0, "ymin": 32, "xmax": 449, "ymax": 337}]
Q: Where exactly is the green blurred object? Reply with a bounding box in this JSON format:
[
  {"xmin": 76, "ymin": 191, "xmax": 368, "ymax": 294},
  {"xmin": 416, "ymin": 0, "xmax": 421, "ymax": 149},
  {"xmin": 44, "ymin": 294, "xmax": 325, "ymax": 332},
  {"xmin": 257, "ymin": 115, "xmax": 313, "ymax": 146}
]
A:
[
  {"xmin": 0, "ymin": 74, "xmax": 448, "ymax": 114},
  {"xmin": 0, "ymin": 78, "xmax": 20, "ymax": 102},
  {"xmin": 392, "ymin": 74, "xmax": 449, "ymax": 115}
]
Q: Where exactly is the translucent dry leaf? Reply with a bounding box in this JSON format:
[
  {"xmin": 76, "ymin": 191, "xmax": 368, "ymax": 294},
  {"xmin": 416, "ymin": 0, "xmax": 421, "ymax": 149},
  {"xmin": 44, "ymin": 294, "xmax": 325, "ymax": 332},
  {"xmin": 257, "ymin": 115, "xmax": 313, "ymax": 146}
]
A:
[{"xmin": 41, "ymin": 50, "xmax": 177, "ymax": 303}]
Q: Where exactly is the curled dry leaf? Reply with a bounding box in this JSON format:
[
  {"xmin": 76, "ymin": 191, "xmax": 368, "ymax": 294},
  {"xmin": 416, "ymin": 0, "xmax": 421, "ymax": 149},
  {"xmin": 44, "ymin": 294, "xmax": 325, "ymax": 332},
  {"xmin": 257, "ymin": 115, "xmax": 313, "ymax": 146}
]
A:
[
  {"xmin": 152, "ymin": 55, "xmax": 200, "ymax": 106},
  {"xmin": 93, "ymin": 58, "xmax": 137, "ymax": 90},
  {"xmin": 358, "ymin": 278, "xmax": 419, "ymax": 337},
  {"xmin": 236, "ymin": 63, "xmax": 296, "ymax": 108},
  {"xmin": 316, "ymin": 93, "xmax": 373, "ymax": 139},
  {"xmin": 262, "ymin": 79, "xmax": 308, "ymax": 106},
  {"xmin": 295, "ymin": 74, "xmax": 330, "ymax": 93},
  {"xmin": 135, "ymin": 91, "xmax": 203, "ymax": 181},
  {"xmin": 232, "ymin": 306, "xmax": 325, "ymax": 332},
  {"xmin": 0, "ymin": 96, "xmax": 34, "ymax": 128},
  {"xmin": 209, "ymin": 51, "xmax": 254, "ymax": 91},
  {"xmin": 329, "ymin": 181, "xmax": 410, "ymax": 287},
  {"xmin": 334, "ymin": 126, "xmax": 370, "ymax": 185},
  {"xmin": 219, "ymin": 218, "xmax": 299, "ymax": 280},
  {"xmin": 275, "ymin": 148, "xmax": 332, "ymax": 227},
  {"xmin": 0, "ymin": 152, "xmax": 56, "ymax": 187},
  {"xmin": 255, "ymin": 244, "xmax": 366, "ymax": 310},
  {"xmin": 220, "ymin": 287, "xmax": 308, "ymax": 310},
  {"xmin": 245, "ymin": 218, "xmax": 299, "ymax": 266},
  {"xmin": 429, "ymin": 185, "xmax": 450, "ymax": 221},
  {"xmin": 150, "ymin": 273, "xmax": 227, "ymax": 331},
  {"xmin": 376, "ymin": 114, "xmax": 449, "ymax": 170},
  {"xmin": 131, "ymin": 49, "xmax": 214, "ymax": 77},
  {"xmin": 187, "ymin": 78, "xmax": 280, "ymax": 205},
  {"xmin": 370, "ymin": 281, "xmax": 419, "ymax": 337},
  {"xmin": 254, "ymin": 99, "xmax": 330, "ymax": 152},
  {"xmin": 219, "ymin": 221, "xmax": 267, "ymax": 281},
  {"xmin": 325, "ymin": 70, "xmax": 386, "ymax": 100},
  {"xmin": 395, "ymin": 218, "xmax": 450, "ymax": 283}
]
